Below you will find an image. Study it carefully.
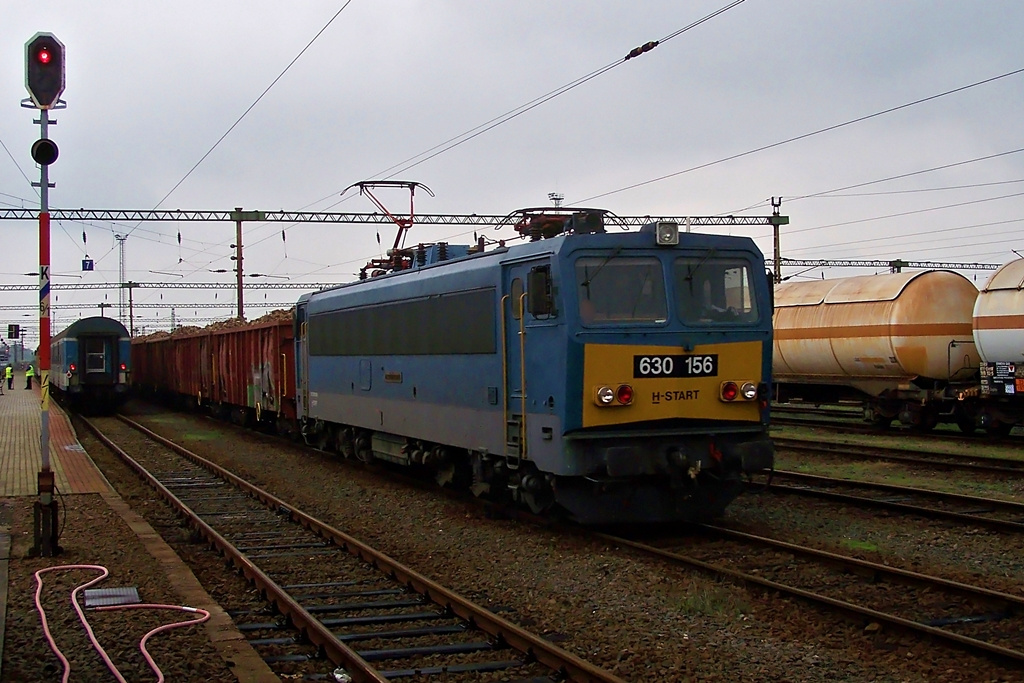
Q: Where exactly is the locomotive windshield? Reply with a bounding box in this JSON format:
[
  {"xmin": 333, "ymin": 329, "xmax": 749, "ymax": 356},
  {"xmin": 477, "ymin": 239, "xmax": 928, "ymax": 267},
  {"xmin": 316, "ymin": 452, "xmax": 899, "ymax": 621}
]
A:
[
  {"xmin": 576, "ymin": 256, "xmax": 667, "ymax": 323},
  {"xmin": 674, "ymin": 256, "xmax": 759, "ymax": 324}
]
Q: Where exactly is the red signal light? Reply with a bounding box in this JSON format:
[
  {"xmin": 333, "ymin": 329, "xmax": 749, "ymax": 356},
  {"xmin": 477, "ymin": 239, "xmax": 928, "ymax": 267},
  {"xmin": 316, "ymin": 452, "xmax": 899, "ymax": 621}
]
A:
[
  {"xmin": 69, "ymin": 363, "xmax": 76, "ymax": 372},
  {"xmin": 120, "ymin": 363, "xmax": 127, "ymax": 371},
  {"xmin": 37, "ymin": 48, "xmax": 51, "ymax": 65}
]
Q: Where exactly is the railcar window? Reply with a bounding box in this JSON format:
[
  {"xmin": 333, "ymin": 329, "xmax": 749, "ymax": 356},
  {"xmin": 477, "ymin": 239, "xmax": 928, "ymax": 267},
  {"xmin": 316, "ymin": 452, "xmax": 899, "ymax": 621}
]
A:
[
  {"xmin": 85, "ymin": 338, "xmax": 107, "ymax": 373},
  {"xmin": 576, "ymin": 257, "xmax": 667, "ymax": 324},
  {"xmin": 674, "ymin": 257, "xmax": 758, "ymax": 324},
  {"xmin": 510, "ymin": 278, "xmax": 523, "ymax": 320}
]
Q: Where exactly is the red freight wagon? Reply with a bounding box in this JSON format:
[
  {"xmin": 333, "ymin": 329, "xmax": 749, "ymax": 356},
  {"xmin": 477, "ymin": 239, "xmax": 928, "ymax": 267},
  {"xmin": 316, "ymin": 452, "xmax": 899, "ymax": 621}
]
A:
[{"xmin": 132, "ymin": 316, "xmax": 296, "ymax": 432}]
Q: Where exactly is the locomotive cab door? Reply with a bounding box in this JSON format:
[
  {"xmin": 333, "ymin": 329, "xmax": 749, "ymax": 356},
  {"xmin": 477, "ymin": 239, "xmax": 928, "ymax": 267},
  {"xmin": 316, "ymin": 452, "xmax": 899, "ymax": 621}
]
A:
[{"xmin": 502, "ymin": 260, "xmax": 555, "ymax": 461}]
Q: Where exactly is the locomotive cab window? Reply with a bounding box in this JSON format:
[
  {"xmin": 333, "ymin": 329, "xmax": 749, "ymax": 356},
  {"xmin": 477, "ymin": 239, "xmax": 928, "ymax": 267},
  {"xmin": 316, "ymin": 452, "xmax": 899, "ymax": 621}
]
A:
[
  {"xmin": 576, "ymin": 256, "xmax": 667, "ymax": 324},
  {"xmin": 674, "ymin": 257, "xmax": 759, "ymax": 324}
]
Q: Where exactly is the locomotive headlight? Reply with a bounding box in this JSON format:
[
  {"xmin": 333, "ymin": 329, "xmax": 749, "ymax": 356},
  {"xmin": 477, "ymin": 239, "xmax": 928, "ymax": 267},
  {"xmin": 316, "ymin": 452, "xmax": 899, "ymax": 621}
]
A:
[
  {"xmin": 655, "ymin": 221, "xmax": 679, "ymax": 246},
  {"xmin": 741, "ymin": 382, "xmax": 757, "ymax": 400},
  {"xmin": 720, "ymin": 381, "xmax": 739, "ymax": 401},
  {"xmin": 596, "ymin": 386, "xmax": 615, "ymax": 405}
]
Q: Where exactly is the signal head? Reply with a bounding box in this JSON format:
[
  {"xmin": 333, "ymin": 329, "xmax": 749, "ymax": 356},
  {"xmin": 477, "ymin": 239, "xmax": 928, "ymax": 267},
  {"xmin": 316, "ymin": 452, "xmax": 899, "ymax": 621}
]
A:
[{"xmin": 25, "ymin": 33, "xmax": 66, "ymax": 110}]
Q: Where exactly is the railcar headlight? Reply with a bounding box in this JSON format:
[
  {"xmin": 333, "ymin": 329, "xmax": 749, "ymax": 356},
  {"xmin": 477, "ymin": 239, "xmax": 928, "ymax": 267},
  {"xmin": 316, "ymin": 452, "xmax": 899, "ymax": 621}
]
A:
[
  {"xmin": 720, "ymin": 382, "xmax": 739, "ymax": 402},
  {"xmin": 596, "ymin": 386, "xmax": 615, "ymax": 405},
  {"xmin": 616, "ymin": 384, "xmax": 634, "ymax": 405},
  {"xmin": 741, "ymin": 382, "xmax": 757, "ymax": 400}
]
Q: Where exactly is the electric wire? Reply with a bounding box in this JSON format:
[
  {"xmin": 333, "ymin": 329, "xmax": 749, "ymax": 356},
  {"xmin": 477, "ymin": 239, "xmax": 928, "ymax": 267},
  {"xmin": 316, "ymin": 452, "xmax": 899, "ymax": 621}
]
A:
[
  {"xmin": 122, "ymin": 0, "xmax": 355, "ymax": 245},
  {"xmin": 572, "ymin": 66, "xmax": 1024, "ymax": 205}
]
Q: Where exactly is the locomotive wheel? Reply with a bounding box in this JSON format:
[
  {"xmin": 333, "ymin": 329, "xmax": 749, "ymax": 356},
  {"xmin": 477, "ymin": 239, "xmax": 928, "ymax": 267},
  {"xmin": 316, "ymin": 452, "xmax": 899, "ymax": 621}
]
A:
[{"xmin": 521, "ymin": 488, "xmax": 555, "ymax": 515}]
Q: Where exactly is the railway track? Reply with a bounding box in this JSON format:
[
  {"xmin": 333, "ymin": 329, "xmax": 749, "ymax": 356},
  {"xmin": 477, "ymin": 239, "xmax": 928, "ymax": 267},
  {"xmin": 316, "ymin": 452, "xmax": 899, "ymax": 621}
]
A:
[
  {"xmin": 772, "ymin": 435, "xmax": 1024, "ymax": 476},
  {"xmin": 761, "ymin": 470, "xmax": 1024, "ymax": 533},
  {"xmin": 772, "ymin": 404, "xmax": 1023, "ymax": 444},
  {"xmin": 594, "ymin": 525, "xmax": 1024, "ymax": 665},
  {"xmin": 81, "ymin": 414, "xmax": 623, "ymax": 682}
]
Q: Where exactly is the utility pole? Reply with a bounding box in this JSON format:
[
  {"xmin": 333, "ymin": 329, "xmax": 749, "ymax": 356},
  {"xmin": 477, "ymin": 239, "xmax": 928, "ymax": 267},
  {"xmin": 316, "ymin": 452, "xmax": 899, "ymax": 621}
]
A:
[
  {"xmin": 770, "ymin": 197, "xmax": 788, "ymax": 285},
  {"xmin": 232, "ymin": 208, "xmax": 243, "ymax": 319},
  {"xmin": 228, "ymin": 208, "xmax": 265, "ymax": 320},
  {"xmin": 114, "ymin": 234, "xmax": 127, "ymax": 324}
]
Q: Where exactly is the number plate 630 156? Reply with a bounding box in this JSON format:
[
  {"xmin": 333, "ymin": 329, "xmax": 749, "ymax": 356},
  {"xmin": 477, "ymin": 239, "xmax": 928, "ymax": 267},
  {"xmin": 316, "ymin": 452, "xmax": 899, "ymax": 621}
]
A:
[{"xmin": 633, "ymin": 354, "xmax": 718, "ymax": 378}]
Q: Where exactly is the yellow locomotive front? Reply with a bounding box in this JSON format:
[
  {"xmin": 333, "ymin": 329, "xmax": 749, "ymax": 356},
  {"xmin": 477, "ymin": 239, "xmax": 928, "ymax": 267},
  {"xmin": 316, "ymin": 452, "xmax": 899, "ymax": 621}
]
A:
[{"xmin": 514, "ymin": 220, "xmax": 775, "ymax": 524}]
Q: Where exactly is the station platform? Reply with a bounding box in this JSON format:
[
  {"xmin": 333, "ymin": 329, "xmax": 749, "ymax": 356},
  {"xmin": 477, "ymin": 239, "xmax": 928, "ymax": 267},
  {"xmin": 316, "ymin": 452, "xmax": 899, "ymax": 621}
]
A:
[
  {"xmin": 0, "ymin": 380, "xmax": 276, "ymax": 682},
  {"xmin": 0, "ymin": 380, "xmax": 110, "ymax": 497}
]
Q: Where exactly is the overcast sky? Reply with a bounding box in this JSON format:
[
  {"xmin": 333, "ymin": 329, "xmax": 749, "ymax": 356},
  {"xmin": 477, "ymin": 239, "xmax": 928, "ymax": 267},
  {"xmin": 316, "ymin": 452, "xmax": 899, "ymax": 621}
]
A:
[{"xmin": 2, "ymin": 1, "xmax": 1022, "ymax": 338}]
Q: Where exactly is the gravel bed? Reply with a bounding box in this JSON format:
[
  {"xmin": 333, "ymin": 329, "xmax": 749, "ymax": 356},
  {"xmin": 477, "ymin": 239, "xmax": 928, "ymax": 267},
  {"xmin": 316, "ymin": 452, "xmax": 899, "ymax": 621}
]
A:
[
  {"xmin": 104, "ymin": 403, "xmax": 1024, "ymax": 681},
  {"xmin": 1, "ymin": 494, "xmax": 238, "ymax": 683},
  {"xmin": 7, "ymin": 400, "xmax": 1024, "ymax": 682}
]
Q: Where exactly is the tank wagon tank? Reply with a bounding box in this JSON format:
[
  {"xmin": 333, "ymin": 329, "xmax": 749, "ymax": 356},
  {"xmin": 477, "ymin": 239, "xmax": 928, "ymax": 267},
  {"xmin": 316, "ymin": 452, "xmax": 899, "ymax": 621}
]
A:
[
  {"xmin": 971, "ymin": 258, "xmax": 1024, "ymax": 435},
  {"xmin": 295, "ymin": 209, "xmax": 775, "ymax": 524},
  {"xmin": 773, "ymin": 270, "xmax": 981, "ymax": 430},
  {"xmin": 51, "ymin": 316, "xmax": 132, "ymax": 414}
]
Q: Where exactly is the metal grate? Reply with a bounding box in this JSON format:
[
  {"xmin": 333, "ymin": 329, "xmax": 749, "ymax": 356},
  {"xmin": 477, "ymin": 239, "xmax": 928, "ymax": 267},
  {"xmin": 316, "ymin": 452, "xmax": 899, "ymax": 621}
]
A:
[{"xmin": 83, "ymin": 587, "xmax": 140, "ymax": 608}]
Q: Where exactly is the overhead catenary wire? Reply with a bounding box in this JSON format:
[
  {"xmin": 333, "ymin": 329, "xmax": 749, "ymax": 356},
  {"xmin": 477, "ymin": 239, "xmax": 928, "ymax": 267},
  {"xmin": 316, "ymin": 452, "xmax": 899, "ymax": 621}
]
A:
[{"xmin": 571, "ymin": 66, "xmax": 1024, "ymax": 205}]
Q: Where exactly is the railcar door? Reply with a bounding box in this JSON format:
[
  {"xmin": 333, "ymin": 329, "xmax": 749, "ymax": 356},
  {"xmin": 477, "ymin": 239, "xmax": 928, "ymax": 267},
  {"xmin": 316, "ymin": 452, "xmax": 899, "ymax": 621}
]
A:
[{"xmin": 294, "ymin": 302, "xmax": 309, "ymax": 418}]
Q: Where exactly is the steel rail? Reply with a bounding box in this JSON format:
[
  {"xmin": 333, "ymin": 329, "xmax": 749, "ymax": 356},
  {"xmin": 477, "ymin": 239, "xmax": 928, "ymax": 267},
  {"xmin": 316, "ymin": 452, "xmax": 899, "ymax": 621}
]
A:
[
  {"xmin": 699, "ymin": 524, "xmax": 1024, "ymax": 606},
  {"xmin": 109, "ymin": 415, "xmax": 624, "ymax": 683},
  {"xmin": 593, "ymin": 531, "xmax": 1024, "ymax": 664},
  {"xmin": 772, "ymin": 436, "xmax": 1024, "ymax": 476},
  {"xmin": 79, "ymin": 416, "xmax": 389, "ymax": 682},
  {"xmin": 768, "ymin": 470, "xmax": 1024, "ymax": 533}
]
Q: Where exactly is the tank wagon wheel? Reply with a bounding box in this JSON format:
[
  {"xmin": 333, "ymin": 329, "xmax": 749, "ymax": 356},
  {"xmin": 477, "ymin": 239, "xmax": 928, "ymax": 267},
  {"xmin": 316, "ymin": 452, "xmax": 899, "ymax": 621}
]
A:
[
  {"xmin": 864, "ymin": 406, "xmax": 895, "ymax": 428},
  {"xmin": 911, "ymin": 414, "xmax": 938, "ymax": 433},
  {"xmin": 955, "ymin": 415, "xmax": 977, "ymax": 435},
  {"xmin": 986, "ymin": 422, "xmax": 1015, "ymax": 438}
]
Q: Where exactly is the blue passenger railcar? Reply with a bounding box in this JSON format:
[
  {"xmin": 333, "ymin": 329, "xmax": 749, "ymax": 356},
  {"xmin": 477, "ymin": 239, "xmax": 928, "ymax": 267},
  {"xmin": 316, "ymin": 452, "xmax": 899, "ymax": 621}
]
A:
[
  {"xmin": 295, "ymin": 210, "xmax": 774, "ymax": 524},
  {"xmin": 51, "ymin": 316, "xmax": 131, "ymax": 413}
]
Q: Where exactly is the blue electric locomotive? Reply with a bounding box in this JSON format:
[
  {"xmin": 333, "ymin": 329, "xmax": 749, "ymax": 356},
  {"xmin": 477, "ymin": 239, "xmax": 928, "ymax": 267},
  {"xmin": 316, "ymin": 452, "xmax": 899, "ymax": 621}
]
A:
[
  {"xmin": 296, "ymin": 209, "xmax": 774, "ymax": 524},
  {"xmin": 51, "ymin": 316, "xmax": 132, "ymax": 413}
]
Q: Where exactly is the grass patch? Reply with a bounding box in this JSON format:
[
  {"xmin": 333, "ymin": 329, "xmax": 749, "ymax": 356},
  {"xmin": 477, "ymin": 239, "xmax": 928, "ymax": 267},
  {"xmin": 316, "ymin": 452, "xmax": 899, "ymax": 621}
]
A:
[
  {"xmin": 841, "ymin": 538, "xmax": 878, "ymax": 552},
  {"xmin": 180, "ymin": 431, "xmax": 219, "ymax": 441},
  {"xmin": 673, "ymin": 585, "xmax": 749, "ymax": 617}
]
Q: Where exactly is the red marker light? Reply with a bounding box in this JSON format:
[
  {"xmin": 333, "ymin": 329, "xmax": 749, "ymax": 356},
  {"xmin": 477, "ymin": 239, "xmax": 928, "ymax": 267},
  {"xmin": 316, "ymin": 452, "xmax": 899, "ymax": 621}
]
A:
[
  {"xmin": 37, "ymin": 48, "xmax": 51, "ymax": 64},
  {"xmin": 616, "ymin": 384, "xmax": 634, "ymax": 405},
  {"xmin": 69, "ymin": 363, "xmax": 76, "ymax": 372},
  {"xmin": 721, "ymin": 382, "xmax": 738, "ymax": 401},
  {"xmin": 120, "ymin": 363, "xmax": 127, "ymax": 371}
]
